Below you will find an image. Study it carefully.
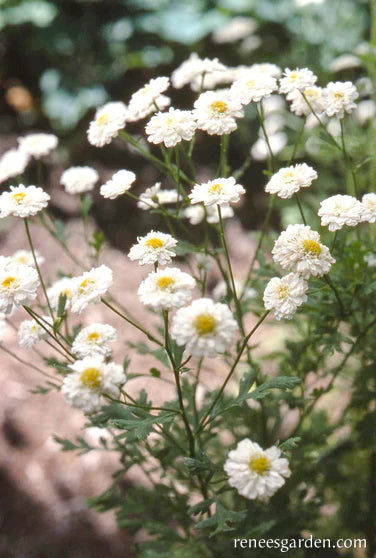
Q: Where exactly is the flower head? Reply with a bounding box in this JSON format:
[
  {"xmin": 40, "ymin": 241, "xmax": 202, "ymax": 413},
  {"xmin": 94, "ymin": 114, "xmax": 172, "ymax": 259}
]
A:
[
  {"xmin": 137, "ymin": 183, "xmax": 178, "ymax": 211},
  {"xmin": 263, "ymin": 273, "xmax": 308, "ymax": 320},
  {"xmin": 128, "ymin": 231, "xmax": 177, "ymax": 266},
  {"xmin": 71, "ymin": 265, "xmax": 113, "ymax": 314},
  {"xmin": 231, "ymin": 71, "xmax": 277, "ymax": 105},
  {"xmin": 0, "ymin": 148, "xmax": 30, "ymax": 184},
  {"xmin": 72, "ymin": 323, "xmax": 117, "ymax": 358},
  {"xmin": 318, "ymin": 194, "xmax": 362, "ymax": 231},
  {"xmin": 0, "ymin": 262, "xmax": 39, "ymax": 314},
  {"xmin": 360, "ymin": 193, "xmax": 376, "ymax": 223},
  {"xmin": 279, "ymin": 68, "xmax": 317, "ymax": 95},
  {"xmin": 87, "ymin": 102, "xmax": 128, "ymax": 147},
  {"xmin": 145, "ymin": 108, "xmax": 197, "ymax": 148},
  {"xmin": 100, "ymin": 169, "xmax": 136, "ymax": 199},
  {"xmin": 224, "ymin": 439, "xmax": 291, "ymax": 501},
  {"xmin": 11, "ymin": 249, "xmax": 44, "ymax": 267},
  {"xmin": 62, "ymin": 355, "xmax": 126, "ymax": 414},
  {"xmin": 193, "ymin": 90, "xmax": 244, "ymax": 135},
  {"xmin": 60, "ymin": 166, "xmax": 99, "ymax": 194},
  {"xmin": 18, "ymin": 316, "xmax": 51, "ymax": 348},
  {"xmin": 265, "ymin": 164, "xmax": 318, "ymax": 199},
  {"xmin": 272, "ymin": 224, "xmax": 335, "ymax": 278},
  {"xmin": 127, "ymin": 77, "xmax": 171, "ymax": 121},
  {"xmin": 18, "ymin": 133, "xmax": 58, "ymax": 158},
  {"xmin": 0, "ymin": 184, "xmax": 50, "ymax": 218},
  {"xmin": 323, "ymin": 81, "xmax": 358, "ymax": 118},
  {"xmin": 171, "ymin": 53, "xmax": 226, "ymax": 90},
  {"xmin": 289, "ymin": 86, "xmax": 325, "ymax": 116},
  {"xmin": 47, "ymin": 277, "xmax": 76, "ymax": 310},
  {"xmin": 183, "ymin": 204, "xmax": 234, "ymax": 225},
  {"xmin": 171, "ymin": 298, "xmax": 238, "ymax": 358},
  {"xmin": 138, "ymin": 267, "xmax": 195, "ymax": 310},
  {"xmin": 189, "ymin": 177, "xmax": 245, "ymax": 207}
]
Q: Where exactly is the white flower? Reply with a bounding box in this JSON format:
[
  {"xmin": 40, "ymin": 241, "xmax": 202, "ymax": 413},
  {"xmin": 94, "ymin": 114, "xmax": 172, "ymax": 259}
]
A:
[
  {"xmin": 0, "ymin": 262, "xmax": 39, "ymax": 314},
  {"xmin": 272, "ymin": 224, "xmax": 335, "ymax": 278},
  {"xmin": 18, "ymin": 133, "xmax": 58, "ymax": 158},
  {"xmin": 364, "ymin": 253, "xmax": 376, "ymax": 267},
  {"xmin": 138, "ymin": 267, "xmax": 195, "ymax": 310},
  {"xmin": 251, "ymin": 132, "xmax": 287, "ymax": 161},
  {"xmin": 231, "ymin": 71, "xmax": 277, "ymax": 105},
  {"xmin": 87, "ymin": 102, "xmax": 128, "ymax": 147},
  {"xmin": 0, "ymin": 148, "xmax": 30, "ymax": 184},
  {"xmin": 0, "ymin": 184, "xmax": 50, "ymax": 218},
  {"xmin": 263, "ymin": 273, "xmax": 308, "ymax": 320},
  {"xmin": 318, "ymin": 194, "xmax": 363, "ymax": 231},
  {"xmin": 62, "ymin": 355, "xmax": 126, "ymax": 414},
  {"xmin": 170, "ymin": 297, "xmax": 238, "ymax": 358},
  {"xmin": 72, "ymin": 323, "xmax": 117, "ymax": 358},
  {"xmin": 60, "ymin": 166, "xmax": 99, "ymax": 194},
  {"xmin": 128, "ymin": 231, "xmax": 177, "ymax": 266},
  {"xmin": 361, "ymin": 193, "xmax": 376, "ymax": 223},
  {"xmin": 195, "ymin": 253, "xmax": 212, "ymax": 272},
  {"xmin": 212, "ymin": 17, "xmax": 258, "ymax": 44},
  {"xmin": 47, "ymin": 277, "xmax": 76, "ymax": 310},
  {"xmin": 279, "ymin": 68, "xmax": 317, "ymax": 95},
  {"xmin": 323, "ymin": 81, "xmax": 358, "ymax": 118},
  {"xmin": 145, "ymin": 108, "xmax": 197, "ymax": 148},
  {"xmin": 71, "ymin": 265, "xmax": 113, "ymax": 314},
  {"xmin": 127, "ymin": 77, "xmax": 171, "ymax": 121},
  {"xmin": 288, "ymin": 86, "xmax": 325, "ymax": 116},
  {"xmin": 248, "ymin": 63, "xmax": 282, "ymax": 78},
  {"xmin": 137, "ymin": 183, "xmax": 178, "ymax": 210},
  {"xmin": 189, "ymin": 177, "xmax": 245, "ymax": 207},
  {"xmin": 224, "ymin": 439, "xmax": 291, "ymax": 501},
  {"xmin": 171, "ymin": 53, "xmax": 227, "ymax": 90},
  {"xmin": 193, "ymin": 90, "xmax": 244, "ymax": 135},
  {"xmin": 329, "ymin": 54, "xmax": 361, "ymax": 73},
  {"xmin": 18, "ymin": 316, "xmax": 51, "ymax": 348},
  {"xmin": 100, "ymin": 170, "xmax": 136, "ymax": 199},
  {"xmin": 212, "ymin": 279, "xmax": 257, "ymax": 301},
  {"xmin": 11, "ymin": 249, "xmax": 44, "ymax": 267},
  {"xmin": 183, "ymin": 204, "xmax": 234, "ymax": 225},
  {"xmin": 265, "ymin": 164, "xmax": 318, "ymax": 199},
  {"xmin": 0, "ymin": 319, "xmax": 7, "ymax": 344}
]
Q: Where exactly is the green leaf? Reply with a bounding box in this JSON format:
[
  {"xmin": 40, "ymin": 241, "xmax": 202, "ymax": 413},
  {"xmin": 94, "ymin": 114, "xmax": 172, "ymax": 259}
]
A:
[
  {"xmin": 175, "ymin": 240, "xmax": 199, "ymax": 256},
  {"xmin": 89, "ymin": 230, "xmax": 105, "ymax": 253},
  {"xmin": 196, "ymin": 499, "xmax": 246, "ymax": 537},
  {"xmin": 53, "ymin": 435, "xmax": 93, "ymax": 454},
  {"xmin": 57, "ymin": 293, "xmax": 67, "ymax": 318},
  {"xmin": 80, "ymin": 193, "xmax": 93, "ymax": 217},
  {"xmin": 112, "ymin": 410, "xmax": 176, "ymax": 441}
]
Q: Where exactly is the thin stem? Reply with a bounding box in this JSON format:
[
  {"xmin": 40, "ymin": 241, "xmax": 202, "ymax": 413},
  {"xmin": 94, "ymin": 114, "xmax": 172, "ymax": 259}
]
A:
[
  {"xmin": 218, "ymin": 135, "xmax": 229, "ymax": 178},
  {"xmin": 23, "ymin": 306, "xmax": 75, "ymax": 360},
  {"xmin": 257, "ymin": 101, "xmax": 274, "ymax": 172},
  {"xmin": 0, "ymin": 343, "xmax": 58, "ymax": 382},
  {"xmin": 323, "ymin": 275, "xmax": 345, "ymax": 316},
  {"xmin": 340, "ymin": 118, "xmax": 359, "ymax": 197},
  {"xmin": 24, "ymin": 218, "xmax": 54, "ymax": 322},
  {"xmin": 295, "ymin": 192, "xmax": 307, "ymax": 225}
]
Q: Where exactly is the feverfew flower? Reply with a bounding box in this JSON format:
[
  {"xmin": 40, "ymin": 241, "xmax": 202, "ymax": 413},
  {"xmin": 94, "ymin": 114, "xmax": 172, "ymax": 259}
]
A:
[
  {"xmin": 183, "ymin": 204, "xmax": 234, "ymax": 225},
  {"xmin": 279, "ymin": 68, "xmax": 317, "ymax": 95},
  {"xmin": 145, "ymin": 108, "xmax": 197, "ymax": 148},
  {"xmin": 193, "ymin": 90, "xmax": 244, "ymax": 135},
  {"xmin": 318, "ymin": 195, "xmax": 362, "ymax": 231},
  {"xmin": 100, "ymin": 170, "xmax": 136, "ymax": 199},
  {"xmin": 60, "ymin": 166, "xmax": 99, "ymax": 194},
  {"xmin": 189, "ymin": 177, "xmax": 245, "ymax": 207},
  {"xmin": 360, "ymin": 193, "xmax": 376, "ymax": 223},
  {"xmin": 323, "ymin": 81, "xmax": 358, "ymax": 118},
  {"xmin": 265, "ymin": 164, "xmax": 318, "ymax": 199},
  {"xmin": 11, "ymin": 249, "xmax": 44, "ymax": 267},
  {"xmin": 72, "ymin": 323, "xmax": 117, "ymax": 358},
  {"xmin": 138, "ymin": 267, "xmax": 195, "ymax": 310},
  {"xmin": 0, "ymin": 184, "xmax": 50, "ymax": 218},
  {"xmin": 289, "ymin": 86, "xmax": 325, "ymax": 116},
  {"xmin": 249, "ymin": 63, "xmax": 282, "ymax": 78},
  {"xmin": 128, "ymin": 77, "xmax": 170, "ymax": 121},
  {"xmin": 0, "ymin": 263, "xmax": 39, "ymax": 314},
  {"xmin": 87, "ymin": 102, "xmax": 128, "ymax": 147},
  {"xmin": 263, "ymin": 273, "xmax": 308, "ymax": 320},
  {"xmin": 128, "ymin": 231, "xmax": 177, "ymax": 266},
  {"xmin": 224, "ymin": 439, "xmax": 291, "ymax": 501},
  {"xmin": 137, "ymin": 183, "xmax": 178, "ymax": 210},
  {"xmin": 0, "ymin": 148, "xmax": 30, "ymax": 184},
  {"xmin": 47, "ymin": 277, "xmax": 76, "ymax": 310},
  {"xmin": 171, "ymin": 53, "xmax": 226, "ymax": 90},
  {"xmin": 212, "ymin": 17, "xmax": 257, "ymax": 44},
  {"xmin": 62, "ymin": 355, "xmax": 126, "ymax": 414},
  {"xmin": 18, "ymin": 133, "xmax": 58, "ymax": 158},
  {"xmin": 171, "ymin": 298, "xmax": 238, "ymax": 358},
  {"xmin": 71, "ymin": 265, "xmax": 113, "ymax": 314},
  {"xmin": 18, "ymin": 316, "xmax": 50, "ymax": 348},
  {"xmin": 231, "ymin": 71, "xmax": 277, "ymax": 105},
  {"xmin": 272, "ymin": 224, "xmax": 335, "ymax": 278}
]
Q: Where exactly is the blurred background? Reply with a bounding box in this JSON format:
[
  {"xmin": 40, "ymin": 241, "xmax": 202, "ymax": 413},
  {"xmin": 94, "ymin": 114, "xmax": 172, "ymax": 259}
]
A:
[{"xmin": 0, "ymin": 0, "xmax": 372, "ymax": 556}]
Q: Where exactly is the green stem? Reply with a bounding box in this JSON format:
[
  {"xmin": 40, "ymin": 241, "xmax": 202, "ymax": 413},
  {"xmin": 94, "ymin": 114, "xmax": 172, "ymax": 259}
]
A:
[
  {"xmin": 295, "ymin": 192, "xmax": 307, "ymax": 225},
  {"xmin": 0, "ymin": 343, "xmax": 58, "ymax": 382}
]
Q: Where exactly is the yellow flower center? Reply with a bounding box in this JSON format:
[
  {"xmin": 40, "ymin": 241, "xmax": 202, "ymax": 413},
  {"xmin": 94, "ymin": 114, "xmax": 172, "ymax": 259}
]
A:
[
  {"xmin": 334, "ymin": 91, "xmax": 344, "ymax": 99},
  {"xmin": 156, "ymin": 276, "xmax": 175, "ymax": 289},
  {"xmin": 289, "ymin": 72, "xmax": 298, "ymax": 81},
  {"xmin": 97, "ymin": 114, "xmax": 109, "ymax": 126},
  {"xmin": 80, "ymin": 367, "xmax": 101, "ymax": 390},
  {"xmin": 1, "ymin": 276, "xmax": 17, "ymax": 289},
  {"xmin": 145, "ymin": 237, "xmax": 164, "ymax": 249},
  {"xmin": 78, "ymin": 278, "xmax": 95, "ymax": 293},
  {"xmin": 12, "ymin": 192, "xmax": 27, "ymax": 203},
  {"xmin": 246, "ymin": 79, "xmax": 256, "ymax": 88},
  {"xmin": 210, "ymin": 100, "xmax": 228, "ymax": 114},
  {"xmin": 194, "ymin": 313, "xmax": 216, "ymax": 335},
  {"xmin": 249, "ymin": 455, "xmax": 270, "ymax": 475},
  {"xmin": 278, "ymin": 285, "xmax": 289, "ymax": 299},
  {"xmin": 87, "ymin": 332, "xmax": 100, "ymax": 341},
  {"xmin": 303, "ymin": 239, "xmax": 322, "ymax": 256},
  {"xmin": 209, "ymin": 182, "xmax": 223, "ymax": 194}
]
